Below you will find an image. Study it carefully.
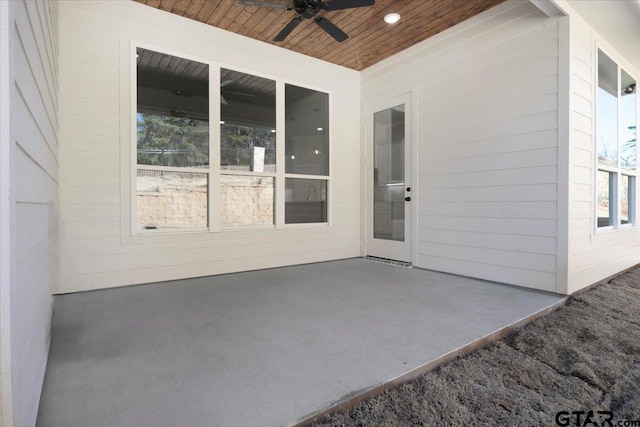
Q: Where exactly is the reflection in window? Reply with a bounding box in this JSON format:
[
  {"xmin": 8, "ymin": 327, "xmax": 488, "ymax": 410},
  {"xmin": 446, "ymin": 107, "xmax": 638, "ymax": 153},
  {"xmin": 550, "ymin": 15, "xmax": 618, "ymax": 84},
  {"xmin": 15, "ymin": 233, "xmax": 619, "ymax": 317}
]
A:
[
  {"xmin": 621, "ymin": 69, "xmax": 637, "ymax": 170},
  {"xmin": 596, "ymin": 50, "xmax": 636, "ymax": 230},
  {"xmin": 137, "ymin": 170, "xmax": 208, "ymax": 229},
  {"xmin": 621, "ymin": 175, "xmax": 634, "ymax": 225},
  {"xmin": 220, "ymin": 69, "xmax": 276, "ymax": 172},
  {"xmin": 597, "ymin": 170, "xmax": 614, "ymax": 228},
  {"xmin": 597, "ymin": 50, "xmax": 618, "ymax": 167},
  {"xmin": 137, "ymin": 113, "xmax": 209, "ymax": 168},
  {"xmin": 373, "ymin": 105, "xmax": 405, "ymax": 242},
  {"xmin": 136, "ymin": 47, "xmax": 210, "ymax": 230},
  {"xmin": 220, "ymin": 175, "xmax": 274, "ymax": 226},
  {"xmin": 285, "ymin": 84, "xmax": 329, "ymax": 176},
  {"xmin": 285, "ymin": 178, "xmax": 327, "ymax": 224}
]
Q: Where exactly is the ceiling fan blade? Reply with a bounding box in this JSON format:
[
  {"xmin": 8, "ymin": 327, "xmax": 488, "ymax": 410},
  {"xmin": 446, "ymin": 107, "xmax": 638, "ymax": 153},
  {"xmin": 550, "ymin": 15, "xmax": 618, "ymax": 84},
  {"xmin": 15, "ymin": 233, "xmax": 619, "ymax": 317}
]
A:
[
  {"xmin": 314, "ymin": 17, "xmax": 348, "ymax": 42},
  {"xmin": 226, "ymin": 91, "xmax": 256, "ymax": 97},
  {"xmin": 323, "ymin": 0, "xmax": 374, "ymax": 11},
  {"xmin": 274, "ymin": 17, "xmax": 302, "ymax": 42},
  {"xmin": 238, "ymin": 0, "xmax": 291, "ymax": 10}
]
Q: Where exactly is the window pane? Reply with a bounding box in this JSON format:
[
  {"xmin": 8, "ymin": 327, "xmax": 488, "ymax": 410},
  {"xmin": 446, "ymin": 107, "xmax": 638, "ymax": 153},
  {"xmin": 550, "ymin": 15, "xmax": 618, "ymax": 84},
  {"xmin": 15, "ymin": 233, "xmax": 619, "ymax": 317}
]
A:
[
  {"xmin": 621, "ymin": 69, "xmax": 637, "ymax": 170},
  {"xmin": 285, "ymin": 178, "xmax": 327, "ymax": 224},
  {"xmin": 137, "ymin": 48, "xmax": 209, "ymax": 168},
  {"xmin": 137, "ymin": 170, "xmax": 208, "ymax": 229},
  {"xmin": 597, "ymin": 50, "xmax": 618, "ymax": 167},
  {"xmin": 137, "ymin": 114, "xmax": 209, "ymax": 167},
  {"xmin": 373, "ymin": 105, "xmax": 405, "ymax": 242},
  {"xmin": 220, "ymin": 69, "xmax": 276, "ymax": 172},
  {"xmin": 596, "ymin": 170, "xmax": 615, "ymax": 228},
  {"xmin": 621, "ymin": 175, "xmax": 634, "ymax": 225},
  {"xmin": 221, "ymin": 175, "xmax": 274, "ymax": 226},
  {"xmin": 285, "ymin": 85, "xmax": 329, "ymax": 176}
]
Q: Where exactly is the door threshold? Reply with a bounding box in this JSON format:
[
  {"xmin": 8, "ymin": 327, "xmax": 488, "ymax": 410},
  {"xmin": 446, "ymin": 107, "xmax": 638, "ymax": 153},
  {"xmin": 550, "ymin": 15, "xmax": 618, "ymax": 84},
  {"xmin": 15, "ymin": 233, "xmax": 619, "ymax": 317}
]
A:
[{"xmin": 364, "ymin": 256, "xmax": 412, "ymax": 268}]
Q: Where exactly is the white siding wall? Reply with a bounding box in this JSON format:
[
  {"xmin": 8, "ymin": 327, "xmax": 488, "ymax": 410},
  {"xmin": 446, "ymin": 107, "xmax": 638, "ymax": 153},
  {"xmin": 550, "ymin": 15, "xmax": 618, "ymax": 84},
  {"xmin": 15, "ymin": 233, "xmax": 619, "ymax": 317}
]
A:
[
  {"xmin": 566, "ymin": 10, "xmax": 640, "ymax": 293},
  {"xmin": 0, "ymin": 1, "xmax": 59, "ymax": 426},
  {"xmin": 58, "ymin": 0, "xmax": 361, "ymax": 293},
  {"xmin": 362, "ymin": 1, "xmax": 561, "ymax": 292}
]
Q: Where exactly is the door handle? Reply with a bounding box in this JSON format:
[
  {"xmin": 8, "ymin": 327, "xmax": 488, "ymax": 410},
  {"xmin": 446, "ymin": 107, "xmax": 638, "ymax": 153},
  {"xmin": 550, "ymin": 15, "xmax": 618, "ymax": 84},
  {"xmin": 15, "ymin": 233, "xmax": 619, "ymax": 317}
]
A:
[{"xmin": 405, "ymin": 196, "xmax": 411, "ymax": 202}]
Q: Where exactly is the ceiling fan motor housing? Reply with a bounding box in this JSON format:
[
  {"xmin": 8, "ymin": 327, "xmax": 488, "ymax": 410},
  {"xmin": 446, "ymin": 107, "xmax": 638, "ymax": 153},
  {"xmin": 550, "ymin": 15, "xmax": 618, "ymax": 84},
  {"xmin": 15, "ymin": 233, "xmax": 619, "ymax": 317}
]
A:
[{"xmin": 294, "ymin": 0, "xmax": 322, "ymax": 18}]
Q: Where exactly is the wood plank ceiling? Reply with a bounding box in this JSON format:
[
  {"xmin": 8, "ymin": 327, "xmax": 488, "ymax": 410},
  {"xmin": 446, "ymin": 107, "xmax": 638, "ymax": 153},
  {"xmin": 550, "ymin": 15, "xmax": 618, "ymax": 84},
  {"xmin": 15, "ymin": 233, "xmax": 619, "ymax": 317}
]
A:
[{"xmin": 135, "ymin": 0, "xmax": 507, "ymax": 71}]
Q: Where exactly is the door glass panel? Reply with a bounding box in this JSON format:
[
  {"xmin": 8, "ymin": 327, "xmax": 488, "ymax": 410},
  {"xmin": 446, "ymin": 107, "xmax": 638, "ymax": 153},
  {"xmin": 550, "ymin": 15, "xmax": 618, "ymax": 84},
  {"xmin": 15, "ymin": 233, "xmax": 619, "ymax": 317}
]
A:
[{"xmin": 373, "ymin": 105, "xmax": 405, "ymax": 241}]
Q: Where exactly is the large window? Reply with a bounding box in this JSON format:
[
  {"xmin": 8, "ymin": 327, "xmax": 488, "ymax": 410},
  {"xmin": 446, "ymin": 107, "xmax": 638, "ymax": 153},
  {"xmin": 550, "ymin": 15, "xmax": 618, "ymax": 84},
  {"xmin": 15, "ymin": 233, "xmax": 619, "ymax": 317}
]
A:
[
  {"xmin": 134, "ymin": 47, "xmax": 329, "ymax": 233},
  {"xmin": 136, "ymin": 48, "xmax": 210, "ymax": 230},
  {"xmin": 596, "ymin": 49, "xmax": 637, "ymax": 230},
  {"xmin": 220, "ymin": 68, "xmax": 276, "ymax": 227},
  {"xmin": 285, "ymin": 84, "xmax": 329, "ymax": 224}
]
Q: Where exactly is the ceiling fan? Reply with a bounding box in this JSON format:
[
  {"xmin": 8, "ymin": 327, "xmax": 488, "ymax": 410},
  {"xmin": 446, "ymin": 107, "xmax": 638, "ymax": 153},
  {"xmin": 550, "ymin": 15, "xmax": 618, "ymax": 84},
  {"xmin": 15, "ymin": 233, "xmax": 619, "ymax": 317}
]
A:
[
  {"xmin": 238, "ymin": 0, "xmax": 375, "ymax": 42},
  {"xmin": 170, "ymin": 90, "xmax": 187, "ymax": 117},
  {"xmin": 220, "ymin": 79, "xmax": 258, "ymax": 105}
]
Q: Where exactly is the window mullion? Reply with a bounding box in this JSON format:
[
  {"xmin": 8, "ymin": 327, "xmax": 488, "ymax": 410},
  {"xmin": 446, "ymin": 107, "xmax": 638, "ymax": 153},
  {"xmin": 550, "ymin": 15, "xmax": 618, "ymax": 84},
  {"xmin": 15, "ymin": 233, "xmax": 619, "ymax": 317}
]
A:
[
  {"xmin": 275, "ymin": 80, "xmax": 286, "ymax": 229},
  {"xmin": 209, "ymin": 64, "xmax": 221, "ymax": 232},
  {"xmin": 616, "ymin": 66, "xmax": 622, "ymax": 228}
]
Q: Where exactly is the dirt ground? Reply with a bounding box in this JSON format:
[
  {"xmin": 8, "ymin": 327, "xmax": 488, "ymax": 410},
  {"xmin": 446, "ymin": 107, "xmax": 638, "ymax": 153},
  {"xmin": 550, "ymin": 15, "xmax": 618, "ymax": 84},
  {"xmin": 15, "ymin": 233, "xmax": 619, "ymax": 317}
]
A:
[{"xmin": 312, "ymin": 267, "xmax": 640, "ymax": 427}]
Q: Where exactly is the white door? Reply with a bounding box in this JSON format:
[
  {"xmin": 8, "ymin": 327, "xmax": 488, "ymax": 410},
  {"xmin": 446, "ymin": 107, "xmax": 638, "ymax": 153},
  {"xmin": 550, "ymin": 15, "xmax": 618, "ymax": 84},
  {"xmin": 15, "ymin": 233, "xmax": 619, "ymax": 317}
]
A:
[{"xmin": 366, "ymin": 94, "xmax": 412, "ymax": 262}]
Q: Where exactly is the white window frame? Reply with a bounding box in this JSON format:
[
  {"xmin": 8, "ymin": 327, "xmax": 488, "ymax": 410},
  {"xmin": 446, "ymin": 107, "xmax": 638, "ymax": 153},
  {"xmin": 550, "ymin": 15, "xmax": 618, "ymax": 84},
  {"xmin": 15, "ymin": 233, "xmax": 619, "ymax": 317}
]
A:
[
  {"xmin": 595, "ymin": 46, "xmax": 638, "ymax": 233},
  {"xmin": 283, "ymin": 82, "xmax": 331, "ymax": 227},
  {"xmin": 218, "ymin": 66, "xmax": 278, "ymax": 231},
  {"xmin": 128, "ymin": 42, "xmax": 332, "ymax": 238},
  {"xmin": 131, "ymin": 43, "xmax": 217, "ymax": 236}
]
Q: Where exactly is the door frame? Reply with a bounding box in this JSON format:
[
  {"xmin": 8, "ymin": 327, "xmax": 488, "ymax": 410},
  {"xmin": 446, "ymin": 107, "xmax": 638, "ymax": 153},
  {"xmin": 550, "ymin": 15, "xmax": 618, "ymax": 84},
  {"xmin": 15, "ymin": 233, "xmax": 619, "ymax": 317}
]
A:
[{"xmin": 364, "ymin": 91, "xmax": 417, "ymax": 263}]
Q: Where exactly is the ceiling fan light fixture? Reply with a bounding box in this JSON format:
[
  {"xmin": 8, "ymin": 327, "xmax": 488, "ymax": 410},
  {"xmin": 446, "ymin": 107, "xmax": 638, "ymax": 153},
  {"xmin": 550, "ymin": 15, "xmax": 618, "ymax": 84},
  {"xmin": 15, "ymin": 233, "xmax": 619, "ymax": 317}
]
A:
[{"xmin": 384, "ymin": 13, "xmax": 400, "ymax": 24}]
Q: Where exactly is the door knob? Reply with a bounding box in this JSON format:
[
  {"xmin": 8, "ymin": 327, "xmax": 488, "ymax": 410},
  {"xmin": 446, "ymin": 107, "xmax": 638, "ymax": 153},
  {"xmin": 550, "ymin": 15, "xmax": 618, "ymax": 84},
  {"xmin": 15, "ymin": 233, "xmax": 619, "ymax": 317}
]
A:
[{"xmin": 405, "ymin": 196, "xmax": 411, "ymax": 202}]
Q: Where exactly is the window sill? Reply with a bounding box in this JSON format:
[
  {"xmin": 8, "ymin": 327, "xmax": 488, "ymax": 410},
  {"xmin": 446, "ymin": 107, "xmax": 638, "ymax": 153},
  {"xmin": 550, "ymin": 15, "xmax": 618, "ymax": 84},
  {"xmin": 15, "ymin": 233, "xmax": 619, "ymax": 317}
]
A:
[
  {"xmin": 122, "ymin": 223, "xmax": 330, "ymax": 245},
  {"xmin": 591, "ymin": 225, "xmax": 638, "ymax": 244},
  {"xmin": 284, "ymin": 222, "xmax": 329, "ymax": 228}
]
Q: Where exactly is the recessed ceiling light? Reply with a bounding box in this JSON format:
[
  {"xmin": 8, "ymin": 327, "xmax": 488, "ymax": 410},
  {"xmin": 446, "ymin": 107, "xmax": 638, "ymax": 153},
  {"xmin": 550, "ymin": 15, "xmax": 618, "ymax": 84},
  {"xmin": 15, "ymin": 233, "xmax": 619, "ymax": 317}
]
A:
[
  {"xmin": 220, "ymin": 121, "xmax": 225, "ymax": 125},
  {"xmin": 384, "ymin": 13, "xmax": 401, "ymax": 24},
  {"xmin": 317, "ymin": 127, "xmax": 323, "ymax": 131}
]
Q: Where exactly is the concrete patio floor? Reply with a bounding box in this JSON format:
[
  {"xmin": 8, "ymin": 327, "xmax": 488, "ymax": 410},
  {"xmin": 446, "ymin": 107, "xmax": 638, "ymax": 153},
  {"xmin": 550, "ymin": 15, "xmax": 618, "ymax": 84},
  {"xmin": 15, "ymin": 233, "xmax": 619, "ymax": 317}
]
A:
[{"xmin": 37, "ymin": 258, "xmax": 564, "ymax": 427}]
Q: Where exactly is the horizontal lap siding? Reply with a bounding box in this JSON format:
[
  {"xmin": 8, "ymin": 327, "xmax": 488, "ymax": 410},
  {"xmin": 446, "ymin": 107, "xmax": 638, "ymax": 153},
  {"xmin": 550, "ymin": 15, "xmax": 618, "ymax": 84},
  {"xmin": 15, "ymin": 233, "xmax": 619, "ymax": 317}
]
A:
[
  {"xmin": 567, "ymin": 15, "xmax": 640, "ymax": 293},
  {"xmin": 362, "ymin": 1, "xmax": 560, "ymax": 292},
  {"xmin": 58, "ymin": 1, "xmax": 361, "ymax": 293},
  {"xmin": 10, "ymin": 1, "xmax": 59, "ymax": 426}
]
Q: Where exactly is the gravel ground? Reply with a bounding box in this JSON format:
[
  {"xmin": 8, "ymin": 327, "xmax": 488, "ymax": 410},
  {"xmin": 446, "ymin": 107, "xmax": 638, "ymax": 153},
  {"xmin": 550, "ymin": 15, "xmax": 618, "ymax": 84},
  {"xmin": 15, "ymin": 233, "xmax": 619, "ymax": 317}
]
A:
[{"xmin": 312, "ymin": 267, "xmax": 640, "ymax": 427}]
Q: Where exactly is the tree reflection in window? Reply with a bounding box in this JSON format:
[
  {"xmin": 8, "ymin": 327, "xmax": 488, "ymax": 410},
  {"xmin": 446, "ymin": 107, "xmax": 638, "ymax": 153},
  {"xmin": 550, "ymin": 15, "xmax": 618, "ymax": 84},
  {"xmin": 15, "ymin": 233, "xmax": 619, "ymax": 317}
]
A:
[{"xmin": 137, "ymin": 113, "xmax": 209, "ymax": 168}]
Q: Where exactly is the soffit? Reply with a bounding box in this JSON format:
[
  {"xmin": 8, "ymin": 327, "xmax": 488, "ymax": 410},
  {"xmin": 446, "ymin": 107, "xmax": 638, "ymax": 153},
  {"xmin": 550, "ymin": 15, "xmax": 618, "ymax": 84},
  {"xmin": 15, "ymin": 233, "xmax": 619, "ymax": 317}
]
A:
[
  {"xmin": 134, "ymin": 0, "xmax": 507, "ymax": 71},
  {"xmin": 567, "ymin": 0, "xmax": 640, "ymax": 72}
]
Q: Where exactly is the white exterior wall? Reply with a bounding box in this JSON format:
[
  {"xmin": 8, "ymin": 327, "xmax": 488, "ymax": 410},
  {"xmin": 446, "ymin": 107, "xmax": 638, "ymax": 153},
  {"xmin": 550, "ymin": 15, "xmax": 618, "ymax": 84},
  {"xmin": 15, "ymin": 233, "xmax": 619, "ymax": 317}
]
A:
[
  {"xmin": 563, "ymin": 5, "xmax": 640, "ymax": 293},
  {"xmin": 58, "ymin": 0, "xmax": 361, "ymax": 293},
  {"xmin": 362, "ymin": 1, "xmax": 562, "ymax": 292},
  {"xmin": 0, "ymin": 1, "xmax": 59, "ymax": 426}
]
